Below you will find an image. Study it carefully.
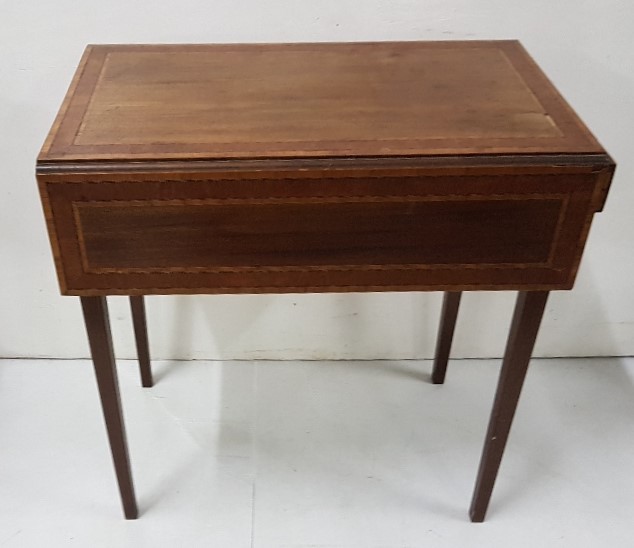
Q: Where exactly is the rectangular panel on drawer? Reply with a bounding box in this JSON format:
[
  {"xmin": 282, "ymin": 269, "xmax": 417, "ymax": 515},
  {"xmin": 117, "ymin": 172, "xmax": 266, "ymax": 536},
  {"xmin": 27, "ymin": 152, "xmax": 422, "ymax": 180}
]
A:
[
  {"xmin": 74, "ymin": 197, "xmax": 562, "ymax": 271},
  {"xmin": 40, "ymin": 172, "xmax": 598, "ymax": 295}
]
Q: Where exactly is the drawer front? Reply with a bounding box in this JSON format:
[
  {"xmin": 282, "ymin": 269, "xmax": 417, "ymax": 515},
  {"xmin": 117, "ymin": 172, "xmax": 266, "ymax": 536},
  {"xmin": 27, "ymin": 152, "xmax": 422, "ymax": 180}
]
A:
[
  {"xmin": 40, "ymin": 173, "xmax": 599, "ymax": 295},
  {"xmin": 76, "ymin": 197, "xmax": 562, "ymax": 269}
]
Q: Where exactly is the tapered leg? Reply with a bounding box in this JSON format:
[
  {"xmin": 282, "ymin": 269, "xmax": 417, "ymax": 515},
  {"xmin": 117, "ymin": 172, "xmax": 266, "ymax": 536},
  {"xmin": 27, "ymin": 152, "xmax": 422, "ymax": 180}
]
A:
[
  {"xmin": 469, "ymin": 291, "xmax": 549, "ymax": 522},
  {"xmin": 431, "ymin": 291, "xmax": 462, "ymax": 384},
  {"xmin": 130, "ymin": 296, "xmax": 153, "ymax": 388},
  {"xmin": 81, "ymin": 296, "xmax": 138, "ymax": 519}
]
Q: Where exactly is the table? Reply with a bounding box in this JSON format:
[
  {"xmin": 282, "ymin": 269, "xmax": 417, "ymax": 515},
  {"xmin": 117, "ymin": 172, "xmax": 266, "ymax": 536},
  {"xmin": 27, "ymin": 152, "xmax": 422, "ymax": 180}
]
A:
[{"xmin": 36, "ymin": 41, "xmax": 614, "ymax": 522}]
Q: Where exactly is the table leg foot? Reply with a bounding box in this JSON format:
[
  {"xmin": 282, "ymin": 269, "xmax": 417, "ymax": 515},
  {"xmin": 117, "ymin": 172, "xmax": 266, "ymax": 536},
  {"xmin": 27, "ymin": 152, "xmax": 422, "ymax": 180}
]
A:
[
  {"xmin": 130, "ymin": 296, "xmax": 153, "ymax": 388},
  {"xmin": 81, "ymin": 296, "xmax": 139, "ymax": 520},
  {"xmin": 431, "ymin": 291, "xmax": 462, "ymax": 384},
  {"xmin": 468, "ymin": 290, "xmax": 548, "ymax": 522}
]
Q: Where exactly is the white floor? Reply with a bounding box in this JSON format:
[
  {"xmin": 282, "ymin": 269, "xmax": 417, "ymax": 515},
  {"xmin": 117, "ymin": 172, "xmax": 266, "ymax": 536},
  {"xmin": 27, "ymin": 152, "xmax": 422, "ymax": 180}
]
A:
[{"xmin": 1, "ymin": 357, "xmax": 633, "ymax": 547}]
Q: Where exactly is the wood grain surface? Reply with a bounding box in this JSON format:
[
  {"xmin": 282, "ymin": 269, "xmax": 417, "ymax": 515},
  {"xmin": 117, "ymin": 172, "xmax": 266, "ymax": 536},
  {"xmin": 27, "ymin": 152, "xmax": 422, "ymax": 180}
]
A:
[
  {"xmin": 39, "ymin": 169, "xmax": 602, "ymax": 295},
  {"xmin": 39, "ymin": 41, "xmax": 604, "ymax": 162},
  {"xmin": 74, "ymin": 196, "xmax": 562, "ymax": 270},
  {"xmin": 36, "ymin": 41, "xmax": 614, "ymax": 295}
]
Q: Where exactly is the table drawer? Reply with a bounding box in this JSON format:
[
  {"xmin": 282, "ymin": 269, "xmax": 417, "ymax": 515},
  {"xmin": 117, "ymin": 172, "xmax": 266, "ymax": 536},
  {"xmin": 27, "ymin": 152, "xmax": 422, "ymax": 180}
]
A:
[
  {"xmin": 76, "ymin": 196, "xmax": 562, "ymax": 269},
  {"xmin": 39, "ymin": 173, "xmax": 599, "ymax": 294}
]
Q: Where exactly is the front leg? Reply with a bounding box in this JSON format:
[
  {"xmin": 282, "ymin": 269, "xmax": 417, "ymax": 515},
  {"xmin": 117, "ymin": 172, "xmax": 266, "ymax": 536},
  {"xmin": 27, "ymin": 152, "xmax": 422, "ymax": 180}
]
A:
[
  {"xmin": 469, "ymin": 291, "xmax": 549, "ymax": 522},
  {"xmin": 81, "ymin": 296, "xmax": 138, "ymax": 519}
]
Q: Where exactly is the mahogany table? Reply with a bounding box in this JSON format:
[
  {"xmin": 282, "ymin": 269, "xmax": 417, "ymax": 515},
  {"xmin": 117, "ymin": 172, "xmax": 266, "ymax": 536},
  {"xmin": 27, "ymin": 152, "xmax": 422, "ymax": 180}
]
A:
[{"xmin": 36, "ymin": 41, "xmax": 614, "ymax": 522}]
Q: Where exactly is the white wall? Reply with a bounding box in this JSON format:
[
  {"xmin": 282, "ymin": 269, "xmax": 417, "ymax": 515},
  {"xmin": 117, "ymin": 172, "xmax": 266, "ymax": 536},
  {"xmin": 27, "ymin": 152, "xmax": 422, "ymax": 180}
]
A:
[{"xmin": 1, "ymin": 1, "xmax": 633, "ymax": 360}]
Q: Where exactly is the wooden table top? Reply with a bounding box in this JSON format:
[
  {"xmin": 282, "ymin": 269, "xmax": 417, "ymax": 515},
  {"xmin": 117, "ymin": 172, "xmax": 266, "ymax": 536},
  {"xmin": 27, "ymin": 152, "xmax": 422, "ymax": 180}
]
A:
[
  {"xmin": 39, "ymin": 41, "xmax": 604, "ymax": 165},
  {"xmin": 37, "ymin": 40, "xmax": 614, "ymax": 297}
]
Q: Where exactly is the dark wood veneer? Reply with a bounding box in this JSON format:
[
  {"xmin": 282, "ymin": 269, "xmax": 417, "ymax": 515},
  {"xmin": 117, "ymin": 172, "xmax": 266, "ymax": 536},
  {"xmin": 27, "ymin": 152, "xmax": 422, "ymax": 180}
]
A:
[
  {"xmin": 39, "ymin": 169, "xmax": 603, "ymax": 295},
  {"xmin": 75, "ymin": 196, "xmax": 563, "ymax": 270}
]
